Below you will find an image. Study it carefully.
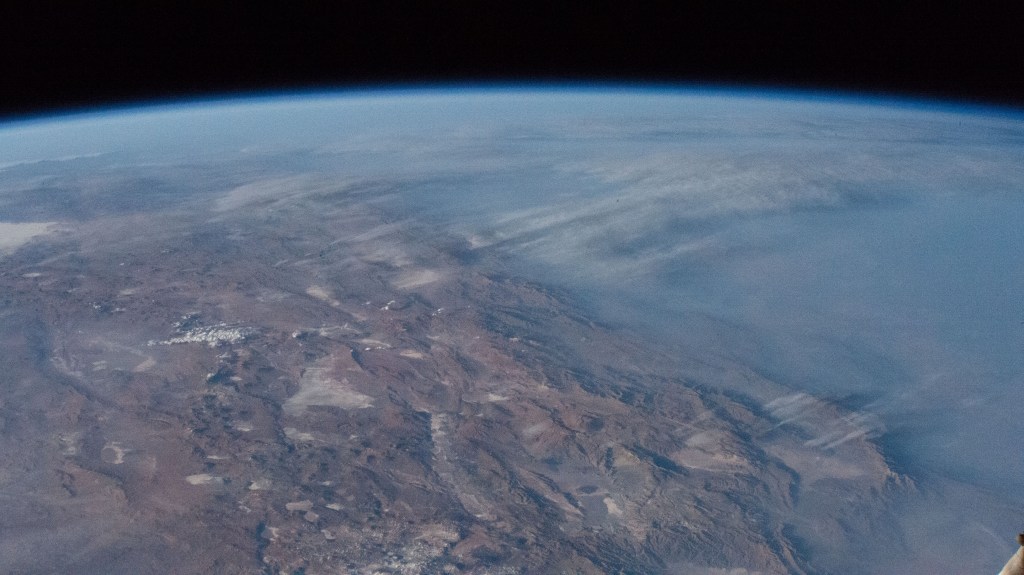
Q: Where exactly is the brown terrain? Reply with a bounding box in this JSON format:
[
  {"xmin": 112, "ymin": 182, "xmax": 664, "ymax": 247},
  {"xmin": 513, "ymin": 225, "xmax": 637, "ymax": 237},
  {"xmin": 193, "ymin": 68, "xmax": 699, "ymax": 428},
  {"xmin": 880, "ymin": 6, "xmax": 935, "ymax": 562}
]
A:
[{"xmin": 0, "ymin": 175, "xmax": 912, "ymax": 574}]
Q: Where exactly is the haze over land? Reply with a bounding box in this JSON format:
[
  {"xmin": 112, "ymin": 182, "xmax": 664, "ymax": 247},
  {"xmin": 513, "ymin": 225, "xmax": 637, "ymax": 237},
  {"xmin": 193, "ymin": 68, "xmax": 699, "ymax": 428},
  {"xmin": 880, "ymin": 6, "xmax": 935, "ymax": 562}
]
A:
[{"xmin": 0, "ymin": 90, "xmax": 1022, "ymax": 573}]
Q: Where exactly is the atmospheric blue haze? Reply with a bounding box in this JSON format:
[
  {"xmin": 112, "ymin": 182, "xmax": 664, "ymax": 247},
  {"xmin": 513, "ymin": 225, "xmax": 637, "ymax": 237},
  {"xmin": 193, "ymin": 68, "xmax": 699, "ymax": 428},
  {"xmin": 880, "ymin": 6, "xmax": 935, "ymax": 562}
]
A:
[{"xmin": 2, "ymin": 88, "xmax": 1023, "ymax": 572}]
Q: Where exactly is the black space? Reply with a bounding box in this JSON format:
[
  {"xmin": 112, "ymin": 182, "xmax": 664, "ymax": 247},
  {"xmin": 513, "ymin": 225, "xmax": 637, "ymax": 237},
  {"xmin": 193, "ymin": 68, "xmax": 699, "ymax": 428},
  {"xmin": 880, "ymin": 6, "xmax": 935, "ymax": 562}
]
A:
[{"xmin": 1, "ymin": 2, "xmax": 1023, "ymax": 118}]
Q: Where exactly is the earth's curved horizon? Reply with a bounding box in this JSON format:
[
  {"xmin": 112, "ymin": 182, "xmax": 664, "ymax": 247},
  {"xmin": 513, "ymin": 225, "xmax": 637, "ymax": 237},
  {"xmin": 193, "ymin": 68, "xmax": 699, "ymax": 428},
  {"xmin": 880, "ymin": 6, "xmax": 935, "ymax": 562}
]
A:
[{"xmin": 0, "ymin": 87, "xmax": 1021, "ymax": 574}]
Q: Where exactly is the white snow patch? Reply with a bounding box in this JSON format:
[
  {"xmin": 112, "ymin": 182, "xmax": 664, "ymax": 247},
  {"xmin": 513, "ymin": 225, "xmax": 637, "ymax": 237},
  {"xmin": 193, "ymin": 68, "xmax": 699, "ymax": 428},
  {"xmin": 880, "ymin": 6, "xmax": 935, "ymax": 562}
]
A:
[
  {"xmin": 101, "ymin": 442, "xmax": 128, "ymax": 464},
  {"xmin": 0, "ymin": 222, "xmax": 58, "ymax": 253},
  {"xmin": 603, "ymin": 497, "xmax": 623, "ymax": 516},
  {"xmin": 393, "ymin": 269, "xmax": 441, "ymax": 290},
  {"xmin": 306, "ymin": 285, "xmax": 341, "ymax": 307},
  {"xmin": 358, "ymin": 338, "xmax": 391, "ymax": 349},
  {"xmin": 185, "ymin": 473, "xmax": 223, "ymax": 485},
  {"xmin": 154, "ymin": 323, "xmax": 252, "ymax": 347},
  {"xmin": 284, "ymin": 427, "xmax": 316, "ymax": 441},
  {"xmin": 284, "ymin": 367, "xmax": 373, "ymax": 414},
  {"xmin": 248, "ymin": 478, "xmax": 272, "ymax": 491},
  {"xmin": 285, "ymin": 500, "xmax": 314, "ymax": 512},
  {"xmin": 522, "ymin": 422, "xmax": 550, "ymax": 438}
]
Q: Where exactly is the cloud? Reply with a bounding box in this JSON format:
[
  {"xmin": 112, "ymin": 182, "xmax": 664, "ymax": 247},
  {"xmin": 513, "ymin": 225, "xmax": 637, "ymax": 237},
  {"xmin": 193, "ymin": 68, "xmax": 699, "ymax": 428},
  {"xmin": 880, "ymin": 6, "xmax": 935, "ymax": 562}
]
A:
[{"xmin": 474, "ymin": 149, "xmax": 884, "ymax": 287}]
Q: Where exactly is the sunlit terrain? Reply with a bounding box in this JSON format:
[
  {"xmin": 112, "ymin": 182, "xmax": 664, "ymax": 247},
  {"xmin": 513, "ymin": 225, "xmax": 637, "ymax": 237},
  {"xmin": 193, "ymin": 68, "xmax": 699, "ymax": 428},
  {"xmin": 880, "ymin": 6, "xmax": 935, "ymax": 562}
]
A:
[{"xmin": 0, "ymin": 89, "xmax": 1022, "ymax": 573}]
